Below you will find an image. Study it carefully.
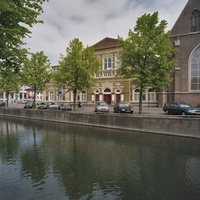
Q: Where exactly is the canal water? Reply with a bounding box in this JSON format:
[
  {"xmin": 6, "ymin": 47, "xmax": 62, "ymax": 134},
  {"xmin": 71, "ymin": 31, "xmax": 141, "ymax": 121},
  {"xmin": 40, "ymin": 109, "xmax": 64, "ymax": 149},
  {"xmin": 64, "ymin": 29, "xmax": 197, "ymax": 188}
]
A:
[{"xmin": 0, "ymin": 116, "xmax": 200, "ymax": 200}]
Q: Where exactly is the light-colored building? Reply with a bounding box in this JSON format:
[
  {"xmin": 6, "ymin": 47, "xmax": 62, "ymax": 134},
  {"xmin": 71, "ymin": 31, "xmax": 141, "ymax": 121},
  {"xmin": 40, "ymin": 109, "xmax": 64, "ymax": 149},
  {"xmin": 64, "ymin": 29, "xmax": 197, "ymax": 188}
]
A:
[{"xmin": 43, "ymin": 38, "xmax": 158, "ymax": 106}]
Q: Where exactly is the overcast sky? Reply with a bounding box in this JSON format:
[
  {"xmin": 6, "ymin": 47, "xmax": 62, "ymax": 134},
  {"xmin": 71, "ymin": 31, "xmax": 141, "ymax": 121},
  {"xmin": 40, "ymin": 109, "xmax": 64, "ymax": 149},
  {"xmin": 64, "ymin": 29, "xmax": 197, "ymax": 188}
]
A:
[{"xmin": 24, "ymin": 0, "xmax": 188, "ymax": 66}]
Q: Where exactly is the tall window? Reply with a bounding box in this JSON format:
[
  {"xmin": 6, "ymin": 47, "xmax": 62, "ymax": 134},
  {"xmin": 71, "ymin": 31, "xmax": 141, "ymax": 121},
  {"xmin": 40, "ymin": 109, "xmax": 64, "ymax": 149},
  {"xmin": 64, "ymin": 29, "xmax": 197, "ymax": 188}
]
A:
[
  {"xmin": 50, "ymin": 92, "xmax": 54, "ymax": 101},
  {"xmin": 190, "ymin": 46, "xmax": 200, "ymax": 91},
  {"xmin": 134, "ymin": 89, "xmax": 140, "ymax": 101},
  {"xmin": 104, "ymin": 58, "xmax": 111, "ymax": 70},
  {"xmin": 190, "ymin": 9, "xmax": 200, "ymax": 32},
  {"xmin": 115, "ymin": 57, "xmax": 121, "ymax": 69},
  {"xmin": 148, "ymin": 88, "xmax": 156, "ymax": 101},
  {"xmin": 81, "ymin": 91, "xmax": 87, "ymax": 101}
]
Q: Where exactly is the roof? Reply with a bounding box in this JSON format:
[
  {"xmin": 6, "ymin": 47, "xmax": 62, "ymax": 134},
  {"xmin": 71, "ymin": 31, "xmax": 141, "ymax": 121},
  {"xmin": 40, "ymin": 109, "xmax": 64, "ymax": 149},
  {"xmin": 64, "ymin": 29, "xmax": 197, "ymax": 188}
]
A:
[{"xmin": 92, "ymin": 37, "xmax": 119, "ymax": 50}]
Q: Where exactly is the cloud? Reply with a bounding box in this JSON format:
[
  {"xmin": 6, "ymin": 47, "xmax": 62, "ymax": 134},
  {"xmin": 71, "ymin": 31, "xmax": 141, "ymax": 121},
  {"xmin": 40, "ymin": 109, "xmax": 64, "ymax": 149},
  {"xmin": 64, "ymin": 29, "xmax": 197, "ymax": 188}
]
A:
[{"xmin": 24, "ymin": 0, "xmax": 188, "ymax": 65}]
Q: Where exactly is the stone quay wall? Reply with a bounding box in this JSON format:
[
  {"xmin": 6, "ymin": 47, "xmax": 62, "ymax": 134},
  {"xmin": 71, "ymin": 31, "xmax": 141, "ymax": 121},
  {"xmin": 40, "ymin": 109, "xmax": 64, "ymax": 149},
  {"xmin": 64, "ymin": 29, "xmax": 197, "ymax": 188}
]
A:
[{"xmin": 0, "ymin": 108, "xmax": 200, "ymax": 139}]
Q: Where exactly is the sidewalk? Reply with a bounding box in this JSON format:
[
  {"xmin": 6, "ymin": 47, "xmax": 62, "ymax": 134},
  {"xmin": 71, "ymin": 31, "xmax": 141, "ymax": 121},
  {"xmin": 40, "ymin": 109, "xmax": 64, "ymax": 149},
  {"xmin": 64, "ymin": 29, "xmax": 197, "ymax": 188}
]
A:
[{"xmin": 6, "ymin": 103, "xmax": 164, "ymax": 115}]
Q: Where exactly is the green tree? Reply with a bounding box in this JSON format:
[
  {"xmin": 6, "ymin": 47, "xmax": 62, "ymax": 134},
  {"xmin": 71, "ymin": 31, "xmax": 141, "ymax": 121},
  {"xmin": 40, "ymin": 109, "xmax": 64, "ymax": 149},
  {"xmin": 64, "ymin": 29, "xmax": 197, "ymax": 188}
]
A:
[
  {"xmin": 21, "ymin": 51, "xmax": 51, "ymax": 107},
  {"xmin": 0, "ymin": 0, "xmax": 48, "ymax": 71},
  {"xmin": 0, "ymin": 67, "xmax": 21, "ymax": 106},
  {"xmin": 54, "ymin": 38, "xmax": 100, "ymax": 110},
  {"xmin": 118, "ymin": 12, "xmax": 176, "ymax": 114}
]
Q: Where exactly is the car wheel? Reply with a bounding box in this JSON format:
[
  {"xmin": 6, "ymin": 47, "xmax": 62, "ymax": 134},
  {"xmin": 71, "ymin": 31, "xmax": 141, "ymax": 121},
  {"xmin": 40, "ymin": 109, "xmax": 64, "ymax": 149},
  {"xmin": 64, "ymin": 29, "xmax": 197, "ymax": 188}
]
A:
[
  {"xmin": 166, "ymin": 110, "xmax": 170, "ymax": 115},
  {"xmin": 181, "ymin": 111, "xmax": 186, "ymax": 115}
]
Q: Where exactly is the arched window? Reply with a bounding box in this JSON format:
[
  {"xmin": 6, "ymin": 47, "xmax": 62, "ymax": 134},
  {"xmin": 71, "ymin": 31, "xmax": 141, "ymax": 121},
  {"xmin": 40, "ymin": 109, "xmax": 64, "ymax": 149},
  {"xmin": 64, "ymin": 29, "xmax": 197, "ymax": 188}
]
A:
[
  {"xmin": 190, "ymin": 46, "xmax": 200, "ymax": 91},
  {"xmin": 134, "ymin": 89, "xmax": 140, "ymax": 102},
  {"xmin": 148, "ymin": 88, "xmax": 156, "ymax": 102},
  {"xmin": 50, "ymin": 91, "xmax": 54, "ymax": 101},
  {"xmin": 104, "ymin": 88, "xmax": 111, "ymax": 93},
  {"xmin": 81, "ymin": 91, "xmax": 87, "ymax": 101},
  {"xmin": 190, "ymin": 9, "xmax": 200, "ymax": 32}
]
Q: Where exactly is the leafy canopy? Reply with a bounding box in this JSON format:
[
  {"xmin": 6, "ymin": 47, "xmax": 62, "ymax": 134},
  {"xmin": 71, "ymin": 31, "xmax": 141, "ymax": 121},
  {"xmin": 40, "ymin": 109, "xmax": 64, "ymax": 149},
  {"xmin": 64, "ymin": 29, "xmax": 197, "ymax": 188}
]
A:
[
  {"xmin": 54, "ymin": 38, "xmax": 100, "ymax": 109},
  {"xmin": 118, "ymin": 11, "xmax": 176, "ymax": 92},
  {"xmin": 0, "ymin": 0, "xmax": 48, "ymax": 70},
  {"xmin": 56, "ymin": 38, "xmax": 100, "ymax": 91},
  {"xmin": 21, "ymin": 51, "xmax": 51, "ymax": 103}
]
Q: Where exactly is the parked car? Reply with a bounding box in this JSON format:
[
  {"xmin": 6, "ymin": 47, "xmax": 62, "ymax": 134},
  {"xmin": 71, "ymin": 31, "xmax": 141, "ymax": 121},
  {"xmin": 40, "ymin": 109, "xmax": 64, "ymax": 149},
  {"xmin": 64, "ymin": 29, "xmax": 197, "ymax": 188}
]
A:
[
  {"xmin": 36, "ymin": 102, "xmax": 48, "ymax": 109},
  {"xmin": 114, "ymin": 102, "xmax": 134, "ymax": 114},
  {"xmin": 24, "ymin": 101, "xmax": 33, "ymax": 108},
  {"xmin": 60, "ymin": 102, "xmax": 72, "ymax": 111},
  {"xmin": 48, "ymin": 102, "xmax": 60, "ymax": 110},
  {"xmin": 17, "ymin": 99, "xmax": 27, "ymax": 104},
  {"xmin": 95, "ymin": 101, "xmax": 109, "ymax": 113},
  {"xmin": 0, "ymin": 100, "xmax": 5, "ymax": 107},
  {"xmin": 163, "ymin": 102, "xmax": 200, "ymax": 115}
]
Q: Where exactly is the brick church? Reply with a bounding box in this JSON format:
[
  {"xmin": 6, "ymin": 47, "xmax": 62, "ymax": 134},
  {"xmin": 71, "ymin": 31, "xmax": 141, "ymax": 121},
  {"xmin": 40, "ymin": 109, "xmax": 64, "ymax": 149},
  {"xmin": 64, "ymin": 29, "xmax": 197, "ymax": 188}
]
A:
[{"xmin": 166, "ymin": 0, "xmax": 200, "ymax": 107}]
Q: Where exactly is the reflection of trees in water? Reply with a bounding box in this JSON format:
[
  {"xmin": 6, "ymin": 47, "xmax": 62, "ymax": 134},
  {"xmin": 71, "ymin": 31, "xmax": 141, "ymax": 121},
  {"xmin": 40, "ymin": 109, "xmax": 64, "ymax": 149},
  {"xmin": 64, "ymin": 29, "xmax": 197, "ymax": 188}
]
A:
[
  {"xmin": 0, "ymin": 120, "xmax": 20, "ymax": 164},
  {"xmin": 20, "ymin": 126, "xmax": 47, "ymax": 186},
  {"xmin": 1, "ymin": 116, "xmax": 200, "ymax": 199}
]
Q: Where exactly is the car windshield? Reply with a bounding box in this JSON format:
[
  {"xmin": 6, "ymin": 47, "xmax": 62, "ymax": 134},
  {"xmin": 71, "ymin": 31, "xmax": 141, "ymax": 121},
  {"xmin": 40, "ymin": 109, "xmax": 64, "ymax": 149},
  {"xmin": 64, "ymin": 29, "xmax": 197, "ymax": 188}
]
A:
[
  {"xmin": 63, "ymin": 103, "xmax": 70, "ymax": 106},
  {"xmin": 119, "ymin": 103, "xmax": 129, "ymax": 107},
  {"xmin": 99, "ymin": 102, "xmax": 107, "ymax": 106}
]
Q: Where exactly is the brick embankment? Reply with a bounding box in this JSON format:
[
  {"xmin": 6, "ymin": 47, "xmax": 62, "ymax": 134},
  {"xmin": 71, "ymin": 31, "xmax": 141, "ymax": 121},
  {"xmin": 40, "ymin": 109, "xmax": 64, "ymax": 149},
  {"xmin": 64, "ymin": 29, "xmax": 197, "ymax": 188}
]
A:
[{"xmin": 0, "ymin": 107, "xmax": 200, "ymax": 139}]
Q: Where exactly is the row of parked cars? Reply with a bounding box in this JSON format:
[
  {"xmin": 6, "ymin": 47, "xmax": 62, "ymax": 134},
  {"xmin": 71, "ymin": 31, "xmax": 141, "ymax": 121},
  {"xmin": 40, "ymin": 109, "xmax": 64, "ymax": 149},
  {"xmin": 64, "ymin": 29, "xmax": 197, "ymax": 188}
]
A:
[
  {"xmin": 24, "ymin": 101, "xmax": 135, "ymax": 114},
  {"xmin": 94, "ymin": 101, "xmax": 134, "ymax": 114},
  {"xmin": 24, "ymin": 101, "xmax": 72, "ymax": 110}
]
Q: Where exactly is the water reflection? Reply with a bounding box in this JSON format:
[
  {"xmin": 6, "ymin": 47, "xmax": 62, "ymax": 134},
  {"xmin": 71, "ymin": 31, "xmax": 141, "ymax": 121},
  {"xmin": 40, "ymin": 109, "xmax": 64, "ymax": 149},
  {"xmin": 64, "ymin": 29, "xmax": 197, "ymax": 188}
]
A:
[{"xmin": 0, "ymin": 116, "xmax": 200, "ymax": 200}]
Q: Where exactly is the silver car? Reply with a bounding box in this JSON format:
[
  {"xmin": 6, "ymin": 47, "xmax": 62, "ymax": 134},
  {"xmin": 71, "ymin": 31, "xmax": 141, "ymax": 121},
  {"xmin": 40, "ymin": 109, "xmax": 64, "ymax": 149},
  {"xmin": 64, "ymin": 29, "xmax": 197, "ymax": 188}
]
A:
[
  {"xmin": 48, "ymin": 102, "xmax": 60, "ymax": 110},
  {"xmin": 95, "ymin": 101, "xmax": 109, "ymax": 113}
]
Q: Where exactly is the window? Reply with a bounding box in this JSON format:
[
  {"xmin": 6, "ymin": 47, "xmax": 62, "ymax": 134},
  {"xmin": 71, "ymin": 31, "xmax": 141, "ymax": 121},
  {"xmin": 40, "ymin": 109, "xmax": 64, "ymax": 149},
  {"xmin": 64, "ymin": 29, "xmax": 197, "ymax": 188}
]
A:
[
  {"xmin": 134, "ymin": 89, "xmax": 140, "ymax": 102},
  {"xmin": 95, "ymin": 73, "xmax": 100, "ymax": 78},
  {"xmin": 190, "ymin": 46, "xmax": 200, "ymax": 91},
  {"xmin": 103, "ymin": 72, "xmax": 111, "ymax": 77},
  {"xmin": 104, "ymin": 58, "xmax": 112, "ymax": 70},
  {"xmin": 50, "ymin": 92, "xmax": 54, "ymax": 101},
  {"xmin": 190, "ymin": 9, "xmax": 200, "ymax": 32},
  {"xmin": 148, "ymin": 88, "xmax": 156, "ymax": 102},
  {"xmin": 115, "ymin": 57, "xmax": 121, "ymax": 69},
  {"xmin": 81, "ymin": 91, "xmax": 87, "ymax": 101}
]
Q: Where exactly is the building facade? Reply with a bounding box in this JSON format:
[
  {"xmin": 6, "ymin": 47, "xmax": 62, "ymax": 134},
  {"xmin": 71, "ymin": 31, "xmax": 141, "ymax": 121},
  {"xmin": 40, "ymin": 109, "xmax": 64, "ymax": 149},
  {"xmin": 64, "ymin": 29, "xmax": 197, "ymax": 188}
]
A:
[
  {"xmin": 43, "ymin": 38, "xmax": 158, "ymax": 106},
  {"xmin": 2, "ymin": 0, "xmax": 199, "ymax": 107},
  {"xmin": 166, "ymin": 0, "xmax": 200, "ymax": 106}
]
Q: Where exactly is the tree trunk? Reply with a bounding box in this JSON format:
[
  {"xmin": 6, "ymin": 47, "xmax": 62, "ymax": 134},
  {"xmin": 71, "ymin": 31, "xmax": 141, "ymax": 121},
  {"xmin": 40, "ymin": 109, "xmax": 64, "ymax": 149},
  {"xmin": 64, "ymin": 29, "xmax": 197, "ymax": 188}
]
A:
[
  {"xmin": 139, "ymin": 91, "xmax": 143, "ymax": 114},
  {"xmin": 73, "ymin": 90, "xmax": 77, "ymax": 110},
  {"xmin": 6, "ymin": 92, "xmax": 9, "ymax": 107},
  {"xmin": 33, "ymin": 86, "xmax": 37, "ymax": 108}
]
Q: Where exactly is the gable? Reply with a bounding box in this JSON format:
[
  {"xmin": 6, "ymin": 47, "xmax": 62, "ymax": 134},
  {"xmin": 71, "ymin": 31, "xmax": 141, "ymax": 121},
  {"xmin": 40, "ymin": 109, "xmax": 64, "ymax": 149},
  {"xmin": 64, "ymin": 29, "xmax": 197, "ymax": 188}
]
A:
[
  {"xmin": 93, "ymin": 37, "xmax": 119, "ymax": 50},
  {"xmin": 171, "ymin": 0, "xmax": 200, "ymax": 35}
]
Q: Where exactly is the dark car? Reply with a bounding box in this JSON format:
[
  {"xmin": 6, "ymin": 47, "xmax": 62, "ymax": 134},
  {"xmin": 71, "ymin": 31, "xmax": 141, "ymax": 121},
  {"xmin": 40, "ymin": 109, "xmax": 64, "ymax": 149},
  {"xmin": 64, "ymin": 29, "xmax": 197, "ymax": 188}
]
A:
[
  {"xmin": 163, "ymin": 102, "xmax": 200, "ymax": 115},
  {"xmin": 60, "ymin": 102, "xmax": 72, "ymax": 111},
  {"xmin": 48, "ymin": 102, "xmax": 60, "ymax": 110},
  {"xmin": 36, "ymin": 102, "xmax": 48, "ymax": 109},
  {"xmin": 114, "ymin": 102, "xmax": 134, "ymax": 114},
  {"xmin": 0, "ymin": 100, "xmax": 6, "ymax": 107},
  {"xmin": 24, "ymin": 101, "xmax": 33, "ymax": 108}
]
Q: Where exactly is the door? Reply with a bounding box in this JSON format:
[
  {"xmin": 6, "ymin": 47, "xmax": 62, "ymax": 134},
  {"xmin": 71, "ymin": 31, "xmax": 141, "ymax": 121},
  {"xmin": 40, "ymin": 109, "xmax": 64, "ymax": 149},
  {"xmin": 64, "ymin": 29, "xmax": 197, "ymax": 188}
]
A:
[
  {"xmin": 95, "ymin": 94, "xmax": 99, "ymax": 102},
  {"xmin": 116, "ymin": 94, "xmax": 120, "ymax": 103},
  {"xmin": 104, "ymin": 94, "xmax": 111, "ymax": 105}
]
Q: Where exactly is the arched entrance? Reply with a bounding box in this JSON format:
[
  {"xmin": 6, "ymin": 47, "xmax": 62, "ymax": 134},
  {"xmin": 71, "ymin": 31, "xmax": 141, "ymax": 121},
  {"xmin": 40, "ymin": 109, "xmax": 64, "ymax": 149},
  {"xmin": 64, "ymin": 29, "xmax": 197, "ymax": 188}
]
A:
[{"xmin": 104, "ymin": 88, "xmax": 111, "ymax": 104}]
